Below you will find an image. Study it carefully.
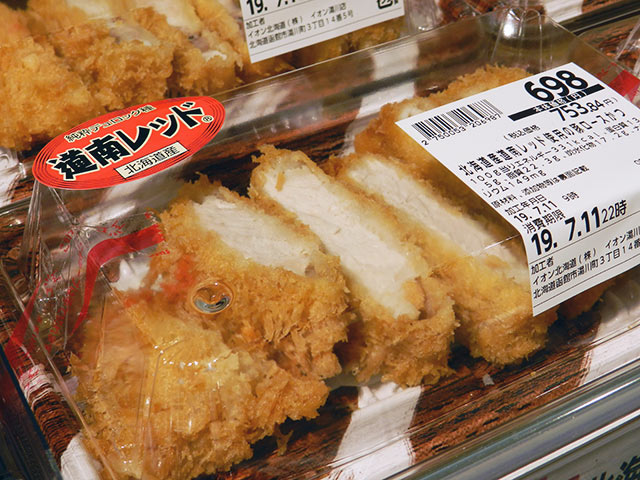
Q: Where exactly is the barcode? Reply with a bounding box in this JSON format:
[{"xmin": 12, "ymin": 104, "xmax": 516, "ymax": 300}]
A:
[{"xmin": 411, "ymin": 100, "xmax": 503, "ymax": 141}]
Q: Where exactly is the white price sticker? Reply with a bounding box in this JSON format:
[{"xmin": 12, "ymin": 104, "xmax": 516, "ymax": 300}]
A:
[
  {"xmin": 240, "ymin": 0, "xmax": 405, "ymax": 63},
  {"xmin": 397, "ymin": 63, "xmax": 640, "ymax": 315}
]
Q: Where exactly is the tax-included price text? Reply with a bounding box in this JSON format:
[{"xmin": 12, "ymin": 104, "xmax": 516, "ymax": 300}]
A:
[{"xmin": 397, "ymin": 62, "xmax": 640, "ymax": 315}]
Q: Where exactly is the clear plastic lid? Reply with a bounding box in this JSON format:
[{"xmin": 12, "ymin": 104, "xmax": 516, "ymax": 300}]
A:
[{"xmin": 2, "ymin": 6, "xmax": 640, "ymax": 480}]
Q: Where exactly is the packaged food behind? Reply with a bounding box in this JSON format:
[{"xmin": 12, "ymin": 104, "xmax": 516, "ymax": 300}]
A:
[{"xmin": 1, "ymin": 7, "xmax": 640, "ymax": 480}]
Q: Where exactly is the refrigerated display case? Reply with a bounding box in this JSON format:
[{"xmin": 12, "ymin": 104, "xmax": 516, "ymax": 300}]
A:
[{"xmin": 2, "ymin": 3, "xmax": 640, "ymax": 480}]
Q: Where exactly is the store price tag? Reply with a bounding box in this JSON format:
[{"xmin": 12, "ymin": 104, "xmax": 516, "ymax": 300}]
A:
[
  {"xmin": 240, "ymin": 0, "xmax": 405, "ymax": 63},
  {"xmin": 397, "ymin": 63, "xmax": 640, "ymax": 315}
]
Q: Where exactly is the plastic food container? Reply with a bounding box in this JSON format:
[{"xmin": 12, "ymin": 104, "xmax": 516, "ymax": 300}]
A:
[
  {"xmin": 457, "ymin": 0, "xmax": 635, "ymax": 21},
  {"xmin": 0, "ymin": 0, "xmax": 473, "ymax": 211},
  {"xmin": 1, "ymin": 7, "xmax": 640, "ymax": 480},
  {"xmin": 578, "ymin": 12, "xmax": 640, "ymax": 76},
  {"xmin": 0, "ymin": 0, "xmax": 471, "ymax": 149}
]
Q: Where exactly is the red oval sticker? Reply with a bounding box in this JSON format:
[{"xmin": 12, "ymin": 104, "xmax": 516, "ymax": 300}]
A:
[{"xmin": 33, "ymin": 96, "xmax": 225, "ymax": 190}]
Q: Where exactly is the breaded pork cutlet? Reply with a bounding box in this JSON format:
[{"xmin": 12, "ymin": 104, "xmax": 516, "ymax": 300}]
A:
[
  {"xmin": 328, "ymin": 152, "xmax": 556, "ymax": 364},
  {"xmin": 189, "ymin": 0, "xmax": 294, "ymax": 83},
  {"xmin": 74, "ymin": 179, "xmax": 350, "ymax": 478},
  {"xmin": 129, "ymin": 0, "xmax": 243, "ymax": 95},
  {"xmin": 76, "ymin": 296, "xmax": 331, "ymax": 479},
  {"xmin": 355, "ymin": 65, "xmax": 530, "ymax": 215},
  {"xmin": 26, "ymin": 0, "xmax": 173, "ymax": 111},
  {"xmin": 290, "ymin": 17, "xmax": 405, "ymax": 67},
  {"xmin": 174, "ymin": 178, "xmax": 351, "ymax": 379},
  {"xmin": 0, "ymin": 3, "xmax": 102, "ymax": 150},
  {"xmin": 352, "ymin": 65, "xmax": 613, "ymax": 355},
  {"xmin": 250, "ymin": 146, "xmax": 457, "ymax": 386}
]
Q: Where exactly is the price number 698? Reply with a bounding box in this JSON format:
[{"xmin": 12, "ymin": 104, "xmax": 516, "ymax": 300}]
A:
[{"xmin": 524, "ymin": 70, "xmax": 589, "ymax": 102}]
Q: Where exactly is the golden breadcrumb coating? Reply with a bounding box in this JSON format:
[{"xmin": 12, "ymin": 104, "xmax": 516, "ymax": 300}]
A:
[
  {"xmin": 328, "ymin": 152, "xmax": 557, "ymax": 365},
  {"xmin": 73, "ymin": 178, "xmax": 350, "ymax": 478},
  {"xmin": 27, "ymin": 0, "xmax": 173, "ymax": 111},
  {"xmin": 171, "ymin": 178, "xmax": 352, "ymax": 379},
  {"xmin": 352, "ymin": 65, "xmax": 614, "ymax": 360},
  {"xmin": 74, "ymin": 294, "xmax": 329, "ymax": 479},
  {"xmin": 354, "ymin": 65, "xmax": 530, "ymax": 215},
  {"xmin": 0, "ymin": 3, "xmax": 103, "ymax": 150},
  {"xmin": 189, "ymin": 0, "xmax": 294, "ymax": 83},
  {"xmin": 129, "ymin": 3, "xmax": 242, "ymax": 96},
  {"xmin": 250, "ymin": 146, "xmax": 457, "ymax": 386},
  {"xmin": 289, "ymin": 18, "xmax": 404, "ymax": 67}
]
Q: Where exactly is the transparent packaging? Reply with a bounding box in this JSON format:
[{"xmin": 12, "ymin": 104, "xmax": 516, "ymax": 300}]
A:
[
  {"xmin": 0, "ymin": 0, "xmax": 473, "ymax": 210},
  {"xmin": 614, "ymin": 15, "xmax": 640, "ymax": 76},
  {"xmin": 1, "ymin": 7, "xmax": 640, "ymax": 480},
  {"xmin": 455, "ymin": 0, "xmax": 634, "ymax": 22},
  {"xmin": 576, "ymin": 9, "xmax": 640, "ymax": 68},
  {"xmin": 0, "ymin": 0, "xmax": 471, "ymax": 150}
]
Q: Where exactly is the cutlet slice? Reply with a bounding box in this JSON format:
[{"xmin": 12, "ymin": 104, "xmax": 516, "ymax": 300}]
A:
[
  {"xmin": 329, "ymin": 152, "xmax": 557, "ymax": 364},
  {"xmin": 0, "ymin": 3, "xmax": 102, "ymax": 150},
  {"xmin": 130, "ymin": 0, "xmax": 243, "ymax": 95},
  {"xmin": 189, "ymin": 0, "xmax": 294, "ymax": 83},
  {"xmin": 355, "ymin": 65, "xmax": 613, "ymax": 323},
  {"xmin": 26, "ymin": 0, "xmax": 173, "ymax": 110},
  {"xmin": 74, "ymin": 179, "xmax": 351, "ymax": 478},
  {"xmin": 75, "ymin": 288, "xmax": 330, "ymax": 479},
  {"xmin": 354, "ymin": 65, "xmax": 530, "ymax": 216},
  {"xmin": 250, "ymin": 146, "xmax": 457, "ymax": 386},
  {"xmin": 171, "ymin": 178, "xmax": 351, "ymax": 379}
]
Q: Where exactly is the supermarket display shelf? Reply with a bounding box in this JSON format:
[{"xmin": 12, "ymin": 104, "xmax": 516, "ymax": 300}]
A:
[{"xmin": 2, "ymin": 4, "xmax": 640, "ymax": 480}]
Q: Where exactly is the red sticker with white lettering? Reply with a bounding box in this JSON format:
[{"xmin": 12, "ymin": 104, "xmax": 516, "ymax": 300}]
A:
[{"xmin": 33, "ymin": 96, "xmax": 225, "ymax": 190}]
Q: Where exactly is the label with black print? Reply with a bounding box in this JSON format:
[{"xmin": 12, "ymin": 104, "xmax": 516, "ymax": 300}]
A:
[
  {"xmin": 397, "ymin": 63, "xmax": 640, "ymax": 315},
  {"xmin": 240, "ymin": 0, "xmax": 405, "ymax": 63}
]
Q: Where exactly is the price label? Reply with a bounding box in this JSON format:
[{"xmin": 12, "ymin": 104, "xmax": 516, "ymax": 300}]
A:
[
  {"xmin": 240, "ymin": 0, "xmax": 405, "ymax": 63},
  {"xmin": 397, "ymin": 63, "xmax": 640, "ymax": 315}
]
